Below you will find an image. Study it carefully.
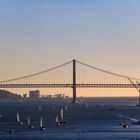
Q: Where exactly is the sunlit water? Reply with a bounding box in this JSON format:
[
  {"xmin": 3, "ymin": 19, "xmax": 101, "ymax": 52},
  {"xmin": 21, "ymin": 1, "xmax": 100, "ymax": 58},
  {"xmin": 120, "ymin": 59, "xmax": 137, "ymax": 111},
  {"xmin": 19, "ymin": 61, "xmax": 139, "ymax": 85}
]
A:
[{"xmin": 0, "ymin": 97, "xmax": 140, "ymax": 140}]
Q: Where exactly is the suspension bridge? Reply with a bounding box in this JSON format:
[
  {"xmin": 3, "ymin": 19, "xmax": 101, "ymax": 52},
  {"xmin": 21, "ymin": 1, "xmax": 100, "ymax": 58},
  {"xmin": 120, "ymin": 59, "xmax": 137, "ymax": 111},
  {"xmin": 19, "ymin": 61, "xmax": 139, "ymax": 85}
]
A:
[{"xmin": 0, "ymin": 59, "xmax": 140, "ymax": 103}]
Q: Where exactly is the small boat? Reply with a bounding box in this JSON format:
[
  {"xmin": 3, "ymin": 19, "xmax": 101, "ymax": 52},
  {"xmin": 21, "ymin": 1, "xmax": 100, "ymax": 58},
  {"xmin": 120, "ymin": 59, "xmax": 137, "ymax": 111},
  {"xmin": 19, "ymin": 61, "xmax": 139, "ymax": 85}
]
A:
[
  {"xmin": 123, "ymin": 123, "xmax": 128, "ymax": 128},
  {"xmin": 40, "ymin": 117, "xmax": 46, "ymax": 131},
  {"xmin": 132, "ymin": 120, "xmax": 140, "ymax": 125},
  {"xmin": 16, "ymin": 112, "xmax": 23, "ymax": 125},
  {"xmin": 27, "ymin": 116, "xmax": 33, "ymax": 129},
  {"xmin": 8, "ymin": 128, "xmax": 15, "ymax": 133},
  {"xmin": 109, "ymin": 108, "xmax": 115, "ymax": 111},
  {"xmin": 118, "ymin": 114, "xmax": 139, "ymax": 126},
  {"xmin": 122, "ymin": 118, "xmax": 128, "ymax": 128}
]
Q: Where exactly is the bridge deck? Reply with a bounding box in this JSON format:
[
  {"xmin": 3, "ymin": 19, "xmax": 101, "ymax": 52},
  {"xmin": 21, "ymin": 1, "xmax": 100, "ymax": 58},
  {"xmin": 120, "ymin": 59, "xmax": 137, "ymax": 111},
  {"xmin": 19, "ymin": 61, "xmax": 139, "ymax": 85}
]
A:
[{"xmin": 0, "ymin": 84, "xmax": 139, "ymax": 88}]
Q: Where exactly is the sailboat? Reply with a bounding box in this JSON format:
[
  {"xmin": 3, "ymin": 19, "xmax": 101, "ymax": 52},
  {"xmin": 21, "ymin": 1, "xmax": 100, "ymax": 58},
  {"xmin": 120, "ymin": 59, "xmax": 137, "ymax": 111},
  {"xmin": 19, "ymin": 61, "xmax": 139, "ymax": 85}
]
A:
[
  {"xmin": 60, "ymin": 108, "xmax": 66, "ymax": 124},
  {"xmin": 58, "ymin": 108, "xmax": 66, "ymax": 125},
  {"xmin": 122, "ymin": 118, "xmax": 128, "ymax": 128},
  {"xmin": 27, "ymin": 116, "xmax": 33, "ymax": 129},
  {"xmin": 118, "ymin": 114, "xmax": 140, "ymax": 126},
  {"xmin": 16, "ymin": 112, "xmax": 23, "ymax": 125},
  {"xmin": 56, "ymin": 108, "xmax": 66, "ymax": 126},
  {"xmin": 40, "ymin": 117, "xmax": 46, "ymax": 131}
]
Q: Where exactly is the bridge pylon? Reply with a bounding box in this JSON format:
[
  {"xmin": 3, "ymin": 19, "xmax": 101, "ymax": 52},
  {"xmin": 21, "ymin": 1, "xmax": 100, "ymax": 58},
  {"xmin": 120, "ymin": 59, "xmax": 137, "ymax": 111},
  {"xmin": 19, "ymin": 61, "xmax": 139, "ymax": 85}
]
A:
[{"xmin": 72, "ymin": 59, "xmax": 76, "ymax": 103}]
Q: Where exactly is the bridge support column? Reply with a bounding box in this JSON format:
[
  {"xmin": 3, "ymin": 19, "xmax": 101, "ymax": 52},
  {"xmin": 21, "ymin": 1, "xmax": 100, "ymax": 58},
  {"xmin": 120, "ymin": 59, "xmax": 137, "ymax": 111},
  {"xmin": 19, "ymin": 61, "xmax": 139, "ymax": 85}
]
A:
[
  {"xmin": 136, "ymin": 91, "xmax": 140, "ymax": 106},
  {"xmin": 72, "ymin": 59, "xmax": 76, "ymax": 103}
]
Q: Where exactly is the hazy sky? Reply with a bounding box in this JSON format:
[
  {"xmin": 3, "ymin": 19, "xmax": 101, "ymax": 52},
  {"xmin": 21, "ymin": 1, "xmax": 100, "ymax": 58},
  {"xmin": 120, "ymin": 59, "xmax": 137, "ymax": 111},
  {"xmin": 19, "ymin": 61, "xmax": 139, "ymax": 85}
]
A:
[{"xmin": 0, "ymin": 0, "xmax": 140, "ymax": 96}]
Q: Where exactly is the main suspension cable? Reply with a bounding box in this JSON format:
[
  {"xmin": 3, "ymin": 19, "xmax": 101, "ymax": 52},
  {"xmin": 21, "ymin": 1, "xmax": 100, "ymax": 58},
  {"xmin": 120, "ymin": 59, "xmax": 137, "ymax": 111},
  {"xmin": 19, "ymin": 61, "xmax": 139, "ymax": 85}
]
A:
[
  {"xmin": 77, "ymin": 60, "xmax": 140, "ymax": 81},
  {"xmin": 0, "ymin": 60, "xmax": 72, "ymax": 83}
]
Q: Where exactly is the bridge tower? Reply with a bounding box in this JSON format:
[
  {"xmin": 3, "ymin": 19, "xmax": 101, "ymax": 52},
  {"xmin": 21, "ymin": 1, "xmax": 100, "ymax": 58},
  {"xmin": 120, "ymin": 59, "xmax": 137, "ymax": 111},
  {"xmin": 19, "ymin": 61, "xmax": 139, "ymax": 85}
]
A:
[{"xmin": 72, "ymin": 59, "xmax": 76, "ymax": 103}]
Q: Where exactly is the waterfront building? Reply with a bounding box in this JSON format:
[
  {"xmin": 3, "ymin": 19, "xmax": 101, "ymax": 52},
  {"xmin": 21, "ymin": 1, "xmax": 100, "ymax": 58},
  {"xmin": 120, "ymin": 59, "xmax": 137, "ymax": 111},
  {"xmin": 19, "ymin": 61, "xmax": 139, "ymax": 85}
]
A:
[{"xmin": 29, "ymin": 90, "xmax": 40, "ymax": 98}]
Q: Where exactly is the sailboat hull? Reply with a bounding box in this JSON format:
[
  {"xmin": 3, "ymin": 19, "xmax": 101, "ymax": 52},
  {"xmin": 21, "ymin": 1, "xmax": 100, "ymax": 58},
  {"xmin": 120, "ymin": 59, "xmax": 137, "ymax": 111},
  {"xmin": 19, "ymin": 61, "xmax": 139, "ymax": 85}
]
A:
[
  {"xmin": 56, "ymin": 121, "xmax": 66, "ymax": 126},
  {"xmin": 132, "ymin": 122, "xmax": 140, "ymax": 125},
  {"xmin": 28, "ymin": 125, "xmax": 34, "ymax": 129},
  {"xmin": 123, "ymin": 124, "xmax": 128, "ymax": 128},
  {"xmin": 40, "ymin": 127, "xmax": 46, "ymax": 131},
  {"xmin": 8, "ymin": 129, "xmax": 15, "ymax": 133},
  {"xmin": 60, "ymin": 121, "xmax": 66, "ymax": 124}
]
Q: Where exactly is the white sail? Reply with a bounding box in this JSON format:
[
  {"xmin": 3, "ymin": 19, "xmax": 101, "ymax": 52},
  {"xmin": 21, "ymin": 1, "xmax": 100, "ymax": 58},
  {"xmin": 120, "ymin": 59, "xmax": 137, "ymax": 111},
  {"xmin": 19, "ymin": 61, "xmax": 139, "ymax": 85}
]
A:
[
  {"xmin": 56, "ymin": 115, "xmax": 59, "ymax": 123},
  {"xmin": 27, "ymin": 116, "xmax": 30, "ymax": 126},
  {"xmin": 40, "ymin": 117, "xmax": 43, "ymax": 128},
  {"xmin": 39, "ymin": 106, "xmax": 42, "ymax": 112},
  {"xmin": 64, "ymin": 105, "xmax": 68, "ymax": 111},
  {"xmin": 60, "ymin": 108, "xmax": 64, "ymax": 121},
  {"xmin": 85, "ymin": 102, "xmax": 88, "ymax": 111},
  {"xmin": 85, "ymin": 102, "xmax": 88, "ymax": 107},
  {"xmin": 17, "ymin": 112, "xmax": 20, "ymax": 123}
]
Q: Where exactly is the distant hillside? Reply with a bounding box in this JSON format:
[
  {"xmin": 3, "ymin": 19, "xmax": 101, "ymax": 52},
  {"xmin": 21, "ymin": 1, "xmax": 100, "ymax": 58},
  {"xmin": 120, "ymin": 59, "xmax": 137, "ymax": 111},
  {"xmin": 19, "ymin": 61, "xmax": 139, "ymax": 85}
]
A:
[{"xmin": 0, "ymin": 90, "xmax": 22, "ymax": 99}]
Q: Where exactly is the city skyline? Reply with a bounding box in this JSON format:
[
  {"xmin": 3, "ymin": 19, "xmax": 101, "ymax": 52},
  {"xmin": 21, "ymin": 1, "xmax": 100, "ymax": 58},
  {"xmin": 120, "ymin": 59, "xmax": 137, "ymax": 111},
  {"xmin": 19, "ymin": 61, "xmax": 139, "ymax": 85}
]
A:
[{"xmin": 0, "ymin": 0, "xmax": 140, "ymax": 96}]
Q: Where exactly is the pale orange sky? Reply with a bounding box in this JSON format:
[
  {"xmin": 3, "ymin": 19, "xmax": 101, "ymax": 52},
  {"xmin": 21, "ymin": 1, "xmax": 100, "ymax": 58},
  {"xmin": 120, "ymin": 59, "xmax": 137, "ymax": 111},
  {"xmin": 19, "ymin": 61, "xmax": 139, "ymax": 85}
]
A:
[{"xmin": 0, "ymin": 0, "xmax": 140, "ymax": 97}]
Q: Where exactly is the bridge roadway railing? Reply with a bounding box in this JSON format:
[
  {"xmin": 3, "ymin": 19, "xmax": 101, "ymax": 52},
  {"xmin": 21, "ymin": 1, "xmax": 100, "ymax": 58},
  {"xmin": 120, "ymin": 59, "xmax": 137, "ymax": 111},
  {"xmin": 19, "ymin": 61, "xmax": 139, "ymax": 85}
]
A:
[{"xmin": 0, "ymin": 84, "xmax": 140, "ymax": 88}]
